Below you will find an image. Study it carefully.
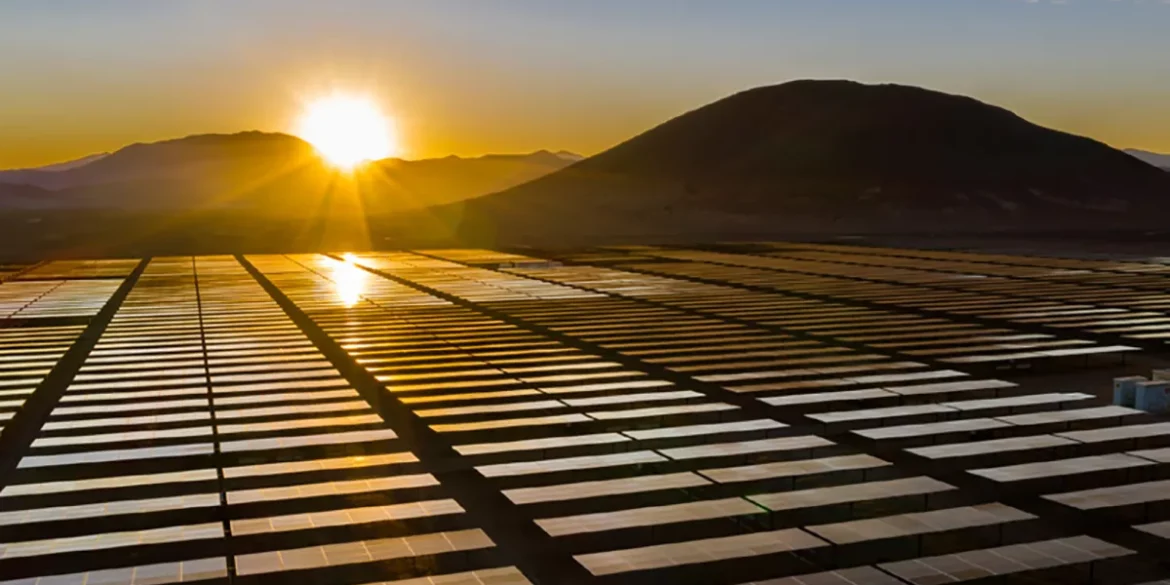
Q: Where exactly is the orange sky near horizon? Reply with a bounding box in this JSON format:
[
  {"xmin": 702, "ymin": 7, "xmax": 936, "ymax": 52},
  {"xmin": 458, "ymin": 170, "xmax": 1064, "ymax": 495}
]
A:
[
  {"xmin": 5, "ymin": 80, "xmax": 1167, "ymax": 171},
  {"xmin": 2, "ymin": 1, "xmax": 1168, "ymax": 170}
]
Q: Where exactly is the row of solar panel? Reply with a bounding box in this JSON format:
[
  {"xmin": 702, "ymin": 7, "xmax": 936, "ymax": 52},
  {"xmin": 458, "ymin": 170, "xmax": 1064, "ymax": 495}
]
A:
[
  {"xmin": 0, "ymin": 257, "xmax": 522, "ymax": 585},
  {"xmin": 3, "ymin": 249, "xmax": 1168, "ymax": 584},
  {"xmin": 251, "ymin": 251, "xmax": 1166, "ymax": 584}
]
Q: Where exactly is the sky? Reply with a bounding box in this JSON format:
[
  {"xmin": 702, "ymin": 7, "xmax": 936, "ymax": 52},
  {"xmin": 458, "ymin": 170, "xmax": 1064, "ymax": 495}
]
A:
[{"xmin": 1, "ymin": 0, "xmax": 1169, "ymax": 169}]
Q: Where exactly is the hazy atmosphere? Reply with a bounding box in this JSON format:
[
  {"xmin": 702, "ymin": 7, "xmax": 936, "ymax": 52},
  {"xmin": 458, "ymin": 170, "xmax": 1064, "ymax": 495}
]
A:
[{"xmin": 3, "ymin": 0, "xmax": 1169, "ymax": 168}]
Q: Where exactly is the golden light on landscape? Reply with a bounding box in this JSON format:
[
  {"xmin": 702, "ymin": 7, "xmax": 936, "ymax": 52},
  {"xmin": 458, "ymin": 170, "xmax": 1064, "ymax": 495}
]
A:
[
  {"xmin": 295, "ymin": 94, "xmax": 398, "ymax": 169},
  {"xmin": 331, "ymin": 253, "xmax": 369, "ymax": 308}
]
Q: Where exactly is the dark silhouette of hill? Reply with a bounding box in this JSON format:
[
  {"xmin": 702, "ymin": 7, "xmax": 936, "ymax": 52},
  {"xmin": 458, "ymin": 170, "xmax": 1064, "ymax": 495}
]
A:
[
  {"xmin": 1126, "ymin": 149, "xmax": 1170, "ymax": 171},
  {"xmin": 4, "ymin": 81, "xmax": 1168, "ymax": 257},
  {"xmin": 0, "ymin": 131, "xmax": 579, "ymax": 214},
  {"xmin": 0, "ymin": 151, "xmax": 109, "ymax": 178},
  {"xmin": 0, "ymin": 183, "xmax": 52, "ymax": 210},
  {"xmin": 0, "ymin": 132, "xmax": 580, "ymax": 257},
  {"xmin": 0, "ymin": 152, "xmax": 108, "ymax": 186},
  {"xmin": 48, "ymin": 132, "xmax": 315, "ymax": 190},
  {"xmin": 397, "ymin": 80, "xmax": 1170, "ymax": 245},
  {"xmin": 35, "ymin": 152, "xmax": 110, "ymax": 171}
]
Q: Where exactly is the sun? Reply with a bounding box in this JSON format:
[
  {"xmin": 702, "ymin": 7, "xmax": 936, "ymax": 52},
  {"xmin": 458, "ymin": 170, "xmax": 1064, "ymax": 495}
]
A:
[{"xmin": 296, "ymin": 94, "xmax": 398, "ymax": 169}]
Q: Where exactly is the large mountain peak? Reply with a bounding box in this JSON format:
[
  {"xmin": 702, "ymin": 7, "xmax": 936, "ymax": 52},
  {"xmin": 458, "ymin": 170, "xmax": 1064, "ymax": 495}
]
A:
[{"xmin": 399, "ymin": 79, "xmax": 1170, "ymax": 245}]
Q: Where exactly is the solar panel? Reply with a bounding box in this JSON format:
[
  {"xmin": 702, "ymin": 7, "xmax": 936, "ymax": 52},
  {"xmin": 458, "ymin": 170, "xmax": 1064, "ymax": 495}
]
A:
[{"xmin": 3, "ymin": 248, "xmax": 1168, "ymax": 585}]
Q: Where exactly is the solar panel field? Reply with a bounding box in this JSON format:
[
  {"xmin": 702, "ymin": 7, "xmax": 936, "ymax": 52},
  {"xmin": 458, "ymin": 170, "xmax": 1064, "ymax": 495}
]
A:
[{"xmin": 0, "ymin": 243, "xmax": 1168, "ymax": 585}]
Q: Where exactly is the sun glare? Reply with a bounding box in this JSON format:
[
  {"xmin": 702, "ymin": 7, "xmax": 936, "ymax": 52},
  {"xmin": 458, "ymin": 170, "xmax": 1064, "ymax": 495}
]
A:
[
  {"xmin": 296, "ymin": 94, "xmax": 397, "ymax": 169},
  {"xmin": 330, "ymin": 253, "xmax": 368, "ymax": 308}
]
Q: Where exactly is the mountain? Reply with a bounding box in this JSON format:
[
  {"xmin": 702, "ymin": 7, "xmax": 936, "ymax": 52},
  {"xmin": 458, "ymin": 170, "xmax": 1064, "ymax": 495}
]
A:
[
  {"xmin": 1125, "ymin": 149, "xmax": 1170, "ymax": 170},
  {"xmin": 0, "ymin": 132, "xmax": 580, "ymax": 213},
  {"xmin": 0, "ymin": 132, "xmax": 318, "ymax": 192},
  {"xmin": 0, "ymin": 152, "xmax": 108, "ymax": 185},
  {"xmin": 398, "ymin": 80, "xmax": 1170, "ymax": 244},
  {"xmin": 35, "ymin": 152, "xmax": 109, "ymax": 171},
  {"xmin": 554, "ymin": 150, "xmax": 585, "ymax": 162},
  {"xmin": 368, "ymin": 150, "xmax": 583, "ymax": 211}
]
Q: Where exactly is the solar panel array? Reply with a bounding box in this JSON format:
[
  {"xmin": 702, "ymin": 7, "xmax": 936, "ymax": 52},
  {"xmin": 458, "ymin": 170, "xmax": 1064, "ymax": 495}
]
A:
[{"xmin": 0, "ymin": 245, "xmax": 1167, "ymax": 585}]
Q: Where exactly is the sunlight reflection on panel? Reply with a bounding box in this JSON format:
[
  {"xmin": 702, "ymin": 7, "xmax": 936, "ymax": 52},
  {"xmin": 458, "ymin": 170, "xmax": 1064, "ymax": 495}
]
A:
[{"xmin": 330, "ymin": 253, "xmax": 368, "ymax": 308}]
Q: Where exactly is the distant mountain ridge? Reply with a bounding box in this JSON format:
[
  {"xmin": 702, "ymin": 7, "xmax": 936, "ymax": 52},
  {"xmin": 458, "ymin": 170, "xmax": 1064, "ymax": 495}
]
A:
[
  {"xmin": 24, "ymin": 152, "xmax": 109, "ymax": 172},
  {"xmin": 1125, "ymin": 149, "xmax": 1170, "ymax": 170},
  {"xmin": 0, "ymin": 132, "xmax": 315, "ymax": 191},
  {"xmin": 0, "ymin": 131, "xmax": 581, "ymax": 213},
  {"xmin": 4, "ymin": 80, "xmax": 1168, "ymax": 256},
  {"xmin": 44, "ymin": 152, "xmax": 110, "ymax": 170},
  {"xmin": 0, "ymin": 152, "xmax": 109, "ymax": 185},
  {"xmin": 395, "ymin": 79, "xmax": 1170, "ymax": 244}
]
